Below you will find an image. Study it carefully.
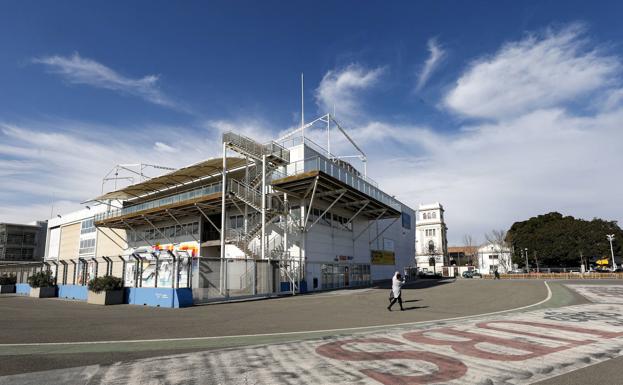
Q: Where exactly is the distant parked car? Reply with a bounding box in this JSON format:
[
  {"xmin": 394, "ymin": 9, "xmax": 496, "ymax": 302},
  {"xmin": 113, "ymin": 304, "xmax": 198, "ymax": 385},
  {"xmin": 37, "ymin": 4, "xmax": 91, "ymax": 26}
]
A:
[
  {"xmin": 462, "ymin": 270, "xmax": 482, "ymax": 278},
  {"xmin": 418, "ymin": 270, "xmax": 440, "ymax": 279}
]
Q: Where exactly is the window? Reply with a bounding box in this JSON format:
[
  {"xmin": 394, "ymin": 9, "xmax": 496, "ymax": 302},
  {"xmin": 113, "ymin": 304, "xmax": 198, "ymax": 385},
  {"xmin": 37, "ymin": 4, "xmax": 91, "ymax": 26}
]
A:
[
  {"xmin": 80, "ymin": 218, "xmax": 95, "ymax": 234},
  {"xmin": 428, "ymin": 240, "xmax": 435, "ymax": 253},
  {"xmin": 401, "ymin": 212, "xmax": 411, "ymax": 229},
  {"xmin": 489, "ymin": 254, "xmax": 499, "ymax": 260},
  {"xmin": 79, "ymin": 238, "xmax": 96, "ymax": 255},
  {"xmin": 432, "ymin": 212, "xmax": 437, "ymax": 219}
]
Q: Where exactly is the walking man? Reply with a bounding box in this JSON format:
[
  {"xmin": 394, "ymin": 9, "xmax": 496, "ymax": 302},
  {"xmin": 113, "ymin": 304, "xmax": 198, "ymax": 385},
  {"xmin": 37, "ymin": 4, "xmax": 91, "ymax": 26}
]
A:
[{"xmin": 388, "ymin": 271, "xmax": 405, "ymax": 311}]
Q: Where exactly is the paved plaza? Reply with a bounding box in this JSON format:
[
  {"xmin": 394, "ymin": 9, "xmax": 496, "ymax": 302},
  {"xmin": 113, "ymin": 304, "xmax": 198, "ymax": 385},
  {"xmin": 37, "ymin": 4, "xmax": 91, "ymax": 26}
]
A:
[{"xmin": 3, "ymin": 279, "xmax": 623, "ymax": 384}]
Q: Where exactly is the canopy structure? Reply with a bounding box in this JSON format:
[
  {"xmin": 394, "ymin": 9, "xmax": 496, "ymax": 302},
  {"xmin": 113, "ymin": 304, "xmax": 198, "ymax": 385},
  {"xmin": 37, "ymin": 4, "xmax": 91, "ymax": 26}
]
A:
[{"xmin": 91, "ymin": 157, "xmax": 249, "ymax": 202}]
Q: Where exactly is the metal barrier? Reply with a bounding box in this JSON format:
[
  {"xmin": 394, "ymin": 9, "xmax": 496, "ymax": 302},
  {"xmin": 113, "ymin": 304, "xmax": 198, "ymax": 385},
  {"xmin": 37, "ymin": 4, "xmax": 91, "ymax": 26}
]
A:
[
  {"xmin": 0, "ymin": 262, "xmax": 44, "ymax": 283},
  {"xmin": 0, "ymin": 254, "xmax": 192, "ymax": 289},
  {"xmin": 192, "ymin": 257, "xmax": 279, "ymax": 303},
  {"xmin": 484, "ymin": 273, "xmax": 623, "ymax": 280}
]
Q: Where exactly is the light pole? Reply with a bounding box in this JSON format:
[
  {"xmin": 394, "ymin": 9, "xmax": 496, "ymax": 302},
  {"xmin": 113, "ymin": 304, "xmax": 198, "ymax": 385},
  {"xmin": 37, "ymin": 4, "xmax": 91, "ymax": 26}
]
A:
[
  {"xmin": 524, "ymin": 248, "xmax": 529, "ymax": 273},
  {"xmin": 607, "ymin": 234, "xmax": 616, "ymax": 271}
]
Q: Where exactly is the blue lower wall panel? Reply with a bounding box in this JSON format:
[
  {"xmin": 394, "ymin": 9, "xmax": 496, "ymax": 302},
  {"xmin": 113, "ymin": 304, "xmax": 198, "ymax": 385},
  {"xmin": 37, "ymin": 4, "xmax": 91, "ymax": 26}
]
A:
[
  {"xmin": 280, "ymin": 281, "xmax": 308, "ymax": 293},
  {"xmin": 125, "ymin": 287, "xmax": 193, "ymax": 308},
  {"xmin": 58, "ymin": 285, "xmax": 88, "ymax": 301},
  {"xmin": 15, "ymin": 283, "xmax": 30, "ymax": 295}
]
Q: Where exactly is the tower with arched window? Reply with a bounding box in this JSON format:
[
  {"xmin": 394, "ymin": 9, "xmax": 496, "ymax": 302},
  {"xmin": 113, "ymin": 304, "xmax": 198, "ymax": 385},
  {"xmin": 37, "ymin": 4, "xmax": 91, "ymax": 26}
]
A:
[{"xmin": 415, "ymin": 202, "xmax": 448, "ymax": 271}]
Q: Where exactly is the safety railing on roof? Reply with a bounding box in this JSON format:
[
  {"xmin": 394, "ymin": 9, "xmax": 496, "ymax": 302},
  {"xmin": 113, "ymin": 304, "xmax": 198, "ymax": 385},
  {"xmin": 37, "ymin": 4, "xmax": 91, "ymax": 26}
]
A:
[
  {"xmin": 282, "ymin": 156, "xmax": 401, "ymax": 211},
  {"xmin": 94, "ymin": 182, "xmax": 223, "ymax": 222},
  {"xmin": 223, "ymin": 132, "xmax": 290, "ymax": 164}
]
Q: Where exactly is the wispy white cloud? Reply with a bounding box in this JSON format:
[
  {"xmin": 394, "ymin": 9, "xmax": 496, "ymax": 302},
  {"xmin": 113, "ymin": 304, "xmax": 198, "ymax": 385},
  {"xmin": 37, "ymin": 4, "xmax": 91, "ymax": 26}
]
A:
[
  {"xmin": 315, "ymin": 64, "xmax": 384, "ymax": 122},
  {"xmin": 0, "ymin": 120, "xmax": 218, "ymax": 223},
  {"xmin": 444, "ymin": 24, "xmax": 620, "ymax": 119},
  {"xmin": 309, "ymin": 24, "xmax": 623, "ymax": 244},
  {"xmin": 416, "ymin": 38, "xmax": 446, "ymax": 91},
  {"xmin": 153, "ymin": 142, "xmax": 177, "ymax": 153},
  {"xmin": 34, "ymin": 53, "xmax": 185, "ymax": 111}
]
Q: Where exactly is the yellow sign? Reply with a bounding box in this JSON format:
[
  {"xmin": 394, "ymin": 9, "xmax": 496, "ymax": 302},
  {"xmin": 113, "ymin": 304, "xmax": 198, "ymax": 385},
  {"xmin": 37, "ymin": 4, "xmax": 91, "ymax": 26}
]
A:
[{"xmin": 371, "ymin": 250, "xmax": 395, "ymax": 265}]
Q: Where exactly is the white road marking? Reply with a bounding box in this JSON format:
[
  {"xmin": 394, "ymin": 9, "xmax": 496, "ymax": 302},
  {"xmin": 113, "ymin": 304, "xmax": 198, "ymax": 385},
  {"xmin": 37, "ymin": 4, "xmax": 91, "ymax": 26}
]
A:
[{"xmin": 10, "ymin": 284, "xmax": 623, "ymax": 385}]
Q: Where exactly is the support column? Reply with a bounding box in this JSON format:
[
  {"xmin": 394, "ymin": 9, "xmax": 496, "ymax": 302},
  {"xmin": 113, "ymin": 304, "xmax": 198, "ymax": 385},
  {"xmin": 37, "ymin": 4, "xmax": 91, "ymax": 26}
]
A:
[
  {"xmin": 220, "ymin": 142, "xmax": 227, "ymax": 261},
  {"xmin": 220, "ymin": 143, "xmax": 227, "ymax": 295},
  {"xmin": 283, "ymin": 193, "xmax": 288, "ymax": 260},
  {"xmin": 261, "ymin": 154, "xmax": 266, "ymax": 261}
]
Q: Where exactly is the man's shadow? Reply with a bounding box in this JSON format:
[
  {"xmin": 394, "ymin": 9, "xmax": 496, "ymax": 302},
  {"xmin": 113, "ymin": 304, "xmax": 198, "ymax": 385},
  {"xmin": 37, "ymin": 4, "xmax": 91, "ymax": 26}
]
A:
[
  {"xmin": 403, "ymin": 299, "xmax": 420, "ymax": 303},
  {"xmin": 401, "ymin": 305, "xmax": 429, "ymax": 311}
]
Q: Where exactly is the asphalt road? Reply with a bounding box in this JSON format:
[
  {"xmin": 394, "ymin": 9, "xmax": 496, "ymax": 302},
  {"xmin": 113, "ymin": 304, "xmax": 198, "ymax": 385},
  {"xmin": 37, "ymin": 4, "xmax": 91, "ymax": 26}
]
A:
[{"xmin": 0, "ymin": 278, "xmax": 549, "ymax": 376}]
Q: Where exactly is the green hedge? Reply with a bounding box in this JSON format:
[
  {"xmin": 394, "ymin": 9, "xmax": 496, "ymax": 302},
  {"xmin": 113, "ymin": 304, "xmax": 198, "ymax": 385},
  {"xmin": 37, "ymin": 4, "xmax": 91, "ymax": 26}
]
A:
[
  {"xmin": 27, "ymin": 271, "xmax": 55, "ymax": 288},
  {"xmin": 0, "ymin": 275, "xmax": 17, "ymax": 285},
  {"xmin": 88, "ymin": 275, "xmax": 123, "ymax": 293}
]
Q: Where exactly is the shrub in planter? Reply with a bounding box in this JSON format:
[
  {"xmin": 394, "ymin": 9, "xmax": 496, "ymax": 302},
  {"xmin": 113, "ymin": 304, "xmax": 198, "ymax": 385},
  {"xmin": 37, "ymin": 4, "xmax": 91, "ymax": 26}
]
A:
[
  {"xmin": 27, "ymin": 271, "xmax": 57, "ymax": 298},
  {"xmin": 0, "ymin": 274, "xmax": 17, "ymax": 293},
  {"xmin": 0, "ymin": 275, "xmax": 17, "ymax": 285},
  {"xmin": 27, "ymin": 271, "xmax": 55, "ymax": 288},
  {"xmin": 87, "ymin": 275, "xmax": 124, "ymax": 305}
]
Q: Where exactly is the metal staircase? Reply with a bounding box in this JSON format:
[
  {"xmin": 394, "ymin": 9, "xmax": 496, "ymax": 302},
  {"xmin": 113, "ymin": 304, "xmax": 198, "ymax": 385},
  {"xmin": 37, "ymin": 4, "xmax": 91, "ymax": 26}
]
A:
[
  {"xmin": 222, "ymin": 131, "xmax": 290, "ymax": 166},
  {"xmin": 221, "ymin": 131, "xmax": 298, "ymax": 286}
]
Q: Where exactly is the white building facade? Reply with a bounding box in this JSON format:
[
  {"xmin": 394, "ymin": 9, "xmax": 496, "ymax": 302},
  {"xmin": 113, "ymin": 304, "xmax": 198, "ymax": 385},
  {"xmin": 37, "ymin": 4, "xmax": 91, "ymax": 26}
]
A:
[
  {"xmin": 477, "ymin": 242, "xmax": 512, "ymax": 274},
  {"xmin": 75, "ymin": 114, "xmax": 416, "ymax": 302},
  {"xmin": 415, "ymin": 203, "xmax": 448, "ymax": 272}
]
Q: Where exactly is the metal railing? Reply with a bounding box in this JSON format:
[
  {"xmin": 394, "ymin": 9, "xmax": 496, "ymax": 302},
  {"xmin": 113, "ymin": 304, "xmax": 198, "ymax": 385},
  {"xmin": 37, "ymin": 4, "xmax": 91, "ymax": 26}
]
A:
[
  {"xmin": 223, "ymin": 131, "xmax": 290, "ymax": 164},
  {"xmin": 94, "ymin": 182, "xmax": 222, "ymax": 222},
  {"xmin": 285, "ymin": 156, "xmax": 401, "ymax": 211},
  {"xmin": 228, "ymin": 179, "xmax": 263, "ymax": 211}
]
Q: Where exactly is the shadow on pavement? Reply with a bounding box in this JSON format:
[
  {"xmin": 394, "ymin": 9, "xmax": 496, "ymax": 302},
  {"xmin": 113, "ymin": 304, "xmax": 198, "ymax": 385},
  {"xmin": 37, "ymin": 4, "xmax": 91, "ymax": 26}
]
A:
[{"xmin": 373, "ymin": 278, "xmax": 456, "ymax": 290}]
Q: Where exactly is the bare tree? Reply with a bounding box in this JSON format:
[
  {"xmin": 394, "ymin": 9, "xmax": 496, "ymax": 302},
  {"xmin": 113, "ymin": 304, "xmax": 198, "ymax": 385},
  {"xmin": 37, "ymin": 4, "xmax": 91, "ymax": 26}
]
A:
[
  {"xmin": 485, "ymin": 229, "xmax": 512, "ymax": 273},
  {"xmin": 463, "ymin": 234, "xmax": 476, "ymax": 267}
]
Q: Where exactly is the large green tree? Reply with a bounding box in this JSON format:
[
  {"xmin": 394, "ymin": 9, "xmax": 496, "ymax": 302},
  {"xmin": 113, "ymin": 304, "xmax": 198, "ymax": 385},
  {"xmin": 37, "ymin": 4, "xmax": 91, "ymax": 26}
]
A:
[{"xmin": 506, "ymin": 212, "xmax": 623, "ymax": 267}]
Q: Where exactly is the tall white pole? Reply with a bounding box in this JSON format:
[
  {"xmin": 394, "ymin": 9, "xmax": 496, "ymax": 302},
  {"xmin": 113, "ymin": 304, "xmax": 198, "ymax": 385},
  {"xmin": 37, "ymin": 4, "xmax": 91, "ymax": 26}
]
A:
[
  {"xmin": 607, "ymin": 234, "xmax": 616, "ymax": 271},
  {"xmin": 327, "ymin": 115, "xmax": 330, "ymax": 157},
  {"xmin": 301, "ymin": 73, "xmax": 305, "ymax": 139}
]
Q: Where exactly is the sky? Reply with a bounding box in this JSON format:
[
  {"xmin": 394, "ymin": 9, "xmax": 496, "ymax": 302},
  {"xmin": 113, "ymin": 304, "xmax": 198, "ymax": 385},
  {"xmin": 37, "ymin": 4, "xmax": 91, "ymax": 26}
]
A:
[{"xmin": 1, "ymin": 0, "xmax": 622, "ymax": 245}]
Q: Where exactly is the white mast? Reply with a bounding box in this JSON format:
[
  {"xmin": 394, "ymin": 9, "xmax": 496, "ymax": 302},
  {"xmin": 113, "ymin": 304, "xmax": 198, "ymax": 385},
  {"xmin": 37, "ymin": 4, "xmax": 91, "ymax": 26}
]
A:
[{"xmin": 301, "ymin": 73, "xmax": 305, "ymax": 139}]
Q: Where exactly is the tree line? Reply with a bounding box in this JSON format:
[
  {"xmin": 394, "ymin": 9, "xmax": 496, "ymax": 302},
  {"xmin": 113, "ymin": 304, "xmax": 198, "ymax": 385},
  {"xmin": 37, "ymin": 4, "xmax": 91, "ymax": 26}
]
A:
[{"xmin": 504, "ymin": 212, "xmax": 621, "ymax": 268}]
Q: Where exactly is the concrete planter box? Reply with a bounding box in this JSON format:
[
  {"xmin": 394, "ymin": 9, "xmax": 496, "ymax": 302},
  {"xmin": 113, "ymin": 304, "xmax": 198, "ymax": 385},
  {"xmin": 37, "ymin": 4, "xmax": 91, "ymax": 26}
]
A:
[
  {"xmin": 0, "ymin": 284, "xmax": 16, "ymax": 294},
  {"xmin": 88, "ymin": 289, "xmax": 125, "ymax": 305},
  {"xmin": 30, "ymin": 286, "xmax": 57, "ymax": 298}
]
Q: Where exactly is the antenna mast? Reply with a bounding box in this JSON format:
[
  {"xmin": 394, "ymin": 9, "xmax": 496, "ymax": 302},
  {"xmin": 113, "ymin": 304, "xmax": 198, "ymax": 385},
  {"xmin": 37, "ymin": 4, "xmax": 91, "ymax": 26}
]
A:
[{"xmin": 301, "ymin": 73, "xmax": 305, "ymax": 139}]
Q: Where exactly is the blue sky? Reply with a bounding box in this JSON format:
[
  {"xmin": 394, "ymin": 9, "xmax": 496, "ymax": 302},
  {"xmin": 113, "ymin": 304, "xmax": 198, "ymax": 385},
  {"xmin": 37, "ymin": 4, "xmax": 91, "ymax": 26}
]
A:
[{"xmin": 1, "ymin": 1, "xmax": 623, "ymax": 244}]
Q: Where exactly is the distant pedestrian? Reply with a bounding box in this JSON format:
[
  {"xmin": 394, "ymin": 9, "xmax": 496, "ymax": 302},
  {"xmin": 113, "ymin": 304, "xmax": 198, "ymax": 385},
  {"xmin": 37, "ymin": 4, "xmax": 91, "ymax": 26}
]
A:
[
  {"xmin": 494, "ymin": 269, "xmax": 500, "ymax": 280},
  {"xmin": 388, "ymin": 271, "xmax": 405, "ymax": 311}
]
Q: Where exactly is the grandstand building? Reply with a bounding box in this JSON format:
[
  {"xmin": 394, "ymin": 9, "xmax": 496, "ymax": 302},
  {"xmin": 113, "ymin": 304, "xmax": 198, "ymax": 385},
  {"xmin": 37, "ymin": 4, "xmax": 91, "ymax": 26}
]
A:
[{"xmin": 74, "ymin": 114, "xmax": 415, "ymax": 304}]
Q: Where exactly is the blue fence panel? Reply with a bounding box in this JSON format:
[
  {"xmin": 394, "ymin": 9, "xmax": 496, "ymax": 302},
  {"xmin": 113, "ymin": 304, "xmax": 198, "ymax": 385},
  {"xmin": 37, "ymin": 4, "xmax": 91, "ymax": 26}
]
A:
[
  {"xmin": 58, "ymin": 285, "xmax": 88, "ymax": 301},
  {"xmin": 125, "ymin": 287, "xmax": 193, "ymax": 308},
  {"xmin": 15, "ymin": 284, "xmax": 30, "ymax": 295}
]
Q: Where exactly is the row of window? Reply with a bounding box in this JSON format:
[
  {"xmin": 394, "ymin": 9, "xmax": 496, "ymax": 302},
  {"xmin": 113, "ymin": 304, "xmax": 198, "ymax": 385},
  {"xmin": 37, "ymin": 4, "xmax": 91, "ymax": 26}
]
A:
[
  {"xmin": 308, "ymin": 208, "xmax": 353, "ymax": 231},
  {"xmin": 425, "ymin": 229, "xmax": 437, "ymax": 237},
  {"xmin": 127, "ymin": 222, "xmax": 200, "ymax": 243},
  {"xmin": 79, "ymin": 238, "xmax": 96, "ymax": 255},
  {"xmin": 1, "ymin": 247, "xmax": 34, "ymax": 260},
  {"xmin": 422, "ymin": 211, "xmax": 437, "ymax": 220},
  {"xmin": 80, "ymin": 218, "xmax": 95, "ymax": 234},
  {"xmin": 320, "ymin": 263, "xmax": 371, "ymax": 289},
  {"xmin": 5, "ymin": 233, "xmax": 36, "ymax": 245}
]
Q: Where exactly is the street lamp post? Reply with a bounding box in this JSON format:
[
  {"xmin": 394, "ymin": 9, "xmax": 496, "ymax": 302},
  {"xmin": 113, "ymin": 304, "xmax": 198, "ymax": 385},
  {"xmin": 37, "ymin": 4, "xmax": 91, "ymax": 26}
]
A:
[
  {"xmin": 524, "ymin": 248, "xmax": 529, "ymax": 273},
  {"xmin": 607, "ymin": 234, "xmax": 616, "ymax": 271}
]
